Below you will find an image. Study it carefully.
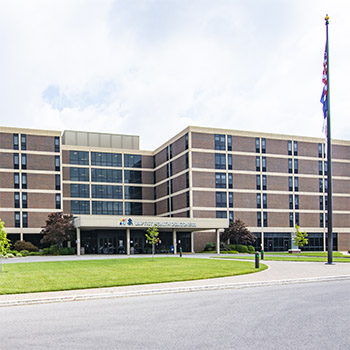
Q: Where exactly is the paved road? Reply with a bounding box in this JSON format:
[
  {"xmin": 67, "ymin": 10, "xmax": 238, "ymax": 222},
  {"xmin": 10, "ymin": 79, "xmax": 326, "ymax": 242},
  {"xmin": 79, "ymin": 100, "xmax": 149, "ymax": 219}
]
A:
[{"xmin": 1, "ymin": 280, "xmax": 349, "ymax": 350}]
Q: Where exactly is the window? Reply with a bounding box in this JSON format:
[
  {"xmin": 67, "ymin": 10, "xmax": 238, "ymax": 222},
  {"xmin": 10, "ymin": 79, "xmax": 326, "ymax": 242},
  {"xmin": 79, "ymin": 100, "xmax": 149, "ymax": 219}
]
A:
[
  {"xmin": 325, "ymin": 213, "xmax": 328, "ymax": 227},
  {"xmin": 22, "ymin": 212, "xmax": 28, "ymax": 227},
  {"xmin": 294, "ymin": 177, "xmax": 299, "ymax": 192},
  {"xmin": 324, "ymin": 161, "xmax": 328, "ymax": 175},
  {"xmin": 124, "ymin": 186, "xmax": 142, "ymax": 200},
  {"xmin": 294, "ymin": 159, "xmax": 298, "ymax": 174},
  {"xmin": 256, "ymin": 175, "xmax": 261, "ymax": 190},
  {"xmin": 229, "ymin": 193, "xmax": 233, "ymax": 208},
  {"xmin": 22, "ymin": 173, "xmax": 27, "ymax": 189},
  {"xmin": 325, "ymin": 195, "xmax": 328, "ymax": 210},
  {"xmin": 124, "ymin": 170, "xmax": 142, "ymax": 184},
  {"xmin": 261, "ymin": 138, "xmax": 266, "ymax": 153},
  {"xmin": 170, "ymin": 179, "xmax": 173, "ymax": 193},
  {"xmin": 22, "ymin": 193, "xmax": 28, "ymax": 208},
  {"xmin": 319, "ymin": 179, "xmax": 323, "ymax": 192},
  {"xmin": 319, "ymin": 161, "xmax": 323, "ymax": 175},
  {"xmin": 55, "ymin": 174, "xmax": 61, "ymax": 190},
  {"xmin": 215, "ymin": 134, "xmax": 226, "ymax": 150},
  {"xmin": 185, "ymin": 153, "xmax": 189, "ymax": 169},
  {"xmin": 295, "ymin": 195, "xmax": 299, "ymax": 209},
  {"xmin": 215, "ymin": 154, "xmax": 226, "ymax": 169},
  {"xmin": 13, "ymin": 154, "xmax": 19, "ymax": 169},
  {"xmin": 71, "ymin": 200, "xmax": 90, "ymax": 214},
  {"xmin": 263, "ymin": 194, "xmax": 267, "ymax": 209},
  {"xmin": 228, "ymin": 173, "xmax": 233, "ymax": 189},
  {"xmin": 257, "ymin": 212, "xmax": 261, "ymax": 227},
  {"xmin": 92, "ymin": 201, "xmax": 123, "ymax": 215},
  {"xmin": 216, "ymin": 192, "xmax": 227, "ymax": 207},
  {"xmin": 13, "ymin": 134, "xmax": 19, "ymax": 150},
  {"xmin": 229, "ymin": 211, "xmax": 234, "ymax": 223},
  {"xmin": 288, "ymin": 176, "xmax": 293, "ymax": 191},
  {"xmin": 289, "ymin": 213, "xmax": 294, "ymax": 227},
  {"xmin": 54, "ymin": 136, "xmax": 60, "ymax": 152},
  {"xmin": 227, "ymin": 135, "xmax": 232, "ymax": 151},
  {"xmin": 21, "ymin": 134, "xmax": 26, "ymax": 150},
  {"xmin": 124, "ymin": 154, "xmax": 142, "ymax": 168},
  {"xmin": 319, "ymin": 196, "xmax": 324, "ymax": 210},
  {"xmin": 263, "ymin": 212, "xmax": 268, "ymax": 227},
  {"xmin": 70, "ymin": 151, "xmax": 89, "ymax": 165},
  {"xmin": 288, "ymin": 140, "xmax": 292, "ymax": 155},
  {"xmin": 257, "ymin": 194, "xmax": 261, "ymax": 208},
  {"xmin": 14, "ymin": 173, "xmax": 20, "ymax": 189},
  {"xmin": 293, "ymin": 141, "xmax": 298, "ymax": 156},
  {"xmin": 216, "ymin": 211, "xmax": 227, "ymax": 218},
  {"xmin": 227, "ymin": 154, "xmax": 232, "ymax": 170},
  {"xmin": 255, "ymin": 138, "xmax": 260, "ymax": 153},
  {"xmin": 215, "ymin": 173, "xmax": 226, "ymax": 188},
  {"xmin": 320, "ymin": 213, "xmax": 324, "ymax": 227},
  {"xmin": 21, "ymin": 154, "xmax": 27, "ymax": 170},
  {"xmin": 167, "ymin": 181, "xmax": 170, "ymax": 195},
  {"xmin": 71, "ymin": 184, "xmax": 90, "ymax": 198},
  {"xmin": 262, "ymin": 157, "xmax": 266, "ymax": 172},
  {"xmin": 185, "ymin": 133, "xmax": 189, "ymax": 150},
  {"xmin": 169, "ymin": 144, "xmax": 173, "ymax": 159},
  {"xmin": 186, "ymin": 172, "xmax": 189, "ymax": 188},
  {"xmin": 318, "ymin": 143, "xmax": 323, "ymax": 158},
  {"xmin": 186, "ymin": 191, "xmax": 190, "ymax": 207},
  {"xmin": 166, "ymin": 146, "xmax": 169, "ymax": 161},
  {"xmin": 262, "ymin": 175, "xmax": 267, "ymax": 190},
  {"xmin": 325, "ymin": 178, "xmax": 328, "ymax": 192},
  {"xmin": 91, "ymin": 168, "xmax": 122, "ymax": 183},
  {"xmin": 169, "ymin": 162, "xmax": 173, "ymax": 176},
  {"xmin": 289, "ymin": 194, "xmax": 293, "ymax": 209},
  {"xmin": 71, "ymin": 168, "xmax": 89, "ymax": 182},
  {"xmin": 14, "ymin": 192, "xmax": 20, "ymax": 208},
  {"xmin": 288, "ymin": 159, "xmax": 292, "ymax": 173},
  {"xmin": 295, "ymin": 212, "xmax": 299, "ymax": 226},
  {"xmin": 56, "ymin": 194, "xmax": 61, "ymax": 209},
  {"xmin": 55, "ymin": 156, "xmax": 60, "ymax": 171},
  {"xmin": 125, "ymin": 202, "xmax": 142, "ymax": 215},
  {"xmin": 91, "ymin": 152, "xmax": 122, "ymax": 167},
  {"xmin": 256, "ymin": 157, "xmax": 260, "ymax": 171},
  {"xmin": 15, "ymin": 212, "xmax": 20, "ymax": 227}
]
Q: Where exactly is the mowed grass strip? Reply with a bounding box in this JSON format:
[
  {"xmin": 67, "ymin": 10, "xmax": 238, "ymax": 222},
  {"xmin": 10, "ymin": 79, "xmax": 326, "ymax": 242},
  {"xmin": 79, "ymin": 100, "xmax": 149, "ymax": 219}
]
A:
[
  {"xmin": 215, "ymin": 255, "xmax": 350, "ymax": 262},
  {"xmin": 0, "ymin": 258, "xmax": 267, "ymax": 295}
]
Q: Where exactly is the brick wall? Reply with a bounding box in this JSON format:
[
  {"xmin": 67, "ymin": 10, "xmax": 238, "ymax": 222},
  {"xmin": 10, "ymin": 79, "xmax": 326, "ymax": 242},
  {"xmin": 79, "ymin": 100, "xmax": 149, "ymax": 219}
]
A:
[
  {"xmin": 0, "ymin": 133, "xmax": 13, "ymax": 149},
  {"xmin": 192, "ymin": 152, "xmax": 214, "ymax": 169},
  {"xmin": 193, "ymin": 191, "xmax": 215, "ymax": 207},
  {"xmin": 27, "ymin": 135, "xmax": 55, "ymax": 152},
  {"xmin": 265, "ymin": 139, "xmax": 288, "ymax": 155},
  {"xmin": 192, "ymin": 171, "xmax": 215, "ymax": 188},
  {"xmin": 191, "ymin": 132, "xmax": 214, "ymax": 149},
  {"xmin": 233, "ymin": 155, "xmax": 255, "ymax": 171},
  {"xmin": 232, "ymin": 136, "xmax": 255, "ymax": 152}
]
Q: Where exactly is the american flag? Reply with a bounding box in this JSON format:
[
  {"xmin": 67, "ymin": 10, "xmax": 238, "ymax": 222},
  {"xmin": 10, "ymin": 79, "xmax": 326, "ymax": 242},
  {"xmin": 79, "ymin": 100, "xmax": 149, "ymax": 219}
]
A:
[{"xmin": 320, "ymin": 40, "xmax": 328, "ymax": 133}]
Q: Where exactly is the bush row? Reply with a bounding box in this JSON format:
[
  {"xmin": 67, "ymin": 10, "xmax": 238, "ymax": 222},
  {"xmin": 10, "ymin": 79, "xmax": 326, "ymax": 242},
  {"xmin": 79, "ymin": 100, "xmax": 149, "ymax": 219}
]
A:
[
  {"xmin": 204, "ymin": 242, "xmax": 255, "ymax": 253},
  {"xmin": 5, "ymin": 245, "xmax": 76, "ymax": 257}
]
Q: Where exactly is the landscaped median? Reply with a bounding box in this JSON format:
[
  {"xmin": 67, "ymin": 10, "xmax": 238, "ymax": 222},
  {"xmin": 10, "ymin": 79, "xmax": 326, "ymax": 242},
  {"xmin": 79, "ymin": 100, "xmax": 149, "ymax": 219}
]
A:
[{"xmin": 0, "ymin": 257, "xmax": 267, "ymax": 295}]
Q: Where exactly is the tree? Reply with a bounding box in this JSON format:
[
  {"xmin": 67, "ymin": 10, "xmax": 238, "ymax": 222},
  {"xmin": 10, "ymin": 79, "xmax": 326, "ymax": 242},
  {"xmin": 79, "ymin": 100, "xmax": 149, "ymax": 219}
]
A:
[
  {"xmin": 145, "ymin": 225, "xmax": 160, "ymax": 260},
  {"xmin": 221, "ymin": 219, "xmax": 256, "ymax": 245},
  {"xmin": 293, "ymin": 225, "xmax": 308, "ymax": 256},
  {"xmin": 40, "ymin": 213, "xmax": 75, "ymax": 248},
  {"xmin": 0, "ymin": 219, "xmax": 11, "ymax": 273}
]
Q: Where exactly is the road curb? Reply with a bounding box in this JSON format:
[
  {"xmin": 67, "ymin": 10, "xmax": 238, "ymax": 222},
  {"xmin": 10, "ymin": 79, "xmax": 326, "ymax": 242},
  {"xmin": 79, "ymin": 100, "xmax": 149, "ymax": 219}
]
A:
[{"xmin": 1, "ymin": 275, "xmax": 349, "ymax": 307}]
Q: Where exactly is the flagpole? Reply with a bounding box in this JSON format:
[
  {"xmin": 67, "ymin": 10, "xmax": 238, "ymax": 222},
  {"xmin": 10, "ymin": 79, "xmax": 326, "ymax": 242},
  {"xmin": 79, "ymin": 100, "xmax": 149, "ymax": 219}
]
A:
[{"xmin": 325, "ymin": 15, "xmax": 333, "ymax": 264}]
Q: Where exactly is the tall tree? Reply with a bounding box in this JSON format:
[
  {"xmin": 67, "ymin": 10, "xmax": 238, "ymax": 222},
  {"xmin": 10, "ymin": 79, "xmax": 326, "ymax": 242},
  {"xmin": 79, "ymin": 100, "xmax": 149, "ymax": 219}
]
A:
[
  {"xmin": 0, "ymin": 219, "xmax": 11, "ymax": 273},
  {"xmin": 293, "ymin": 225, "xmax": 308, "ymax": 256},
  {"xmin": 222, "ymin": 219, "xmax": 256, "ymax": 245},
  {"xmin": 145, "ymin": 225, "xmax": 160, "ymax": 260},
  {"xmin": 40, "ymin": 213, "xmax": 75, "ymax": 248}
]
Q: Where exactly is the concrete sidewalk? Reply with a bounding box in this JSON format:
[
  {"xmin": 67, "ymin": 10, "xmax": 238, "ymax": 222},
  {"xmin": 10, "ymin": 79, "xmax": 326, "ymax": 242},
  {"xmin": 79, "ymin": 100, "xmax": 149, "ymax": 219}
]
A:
[{"xmin": 0, "ymin": 256, "xmax": 349, "ymax": 307}]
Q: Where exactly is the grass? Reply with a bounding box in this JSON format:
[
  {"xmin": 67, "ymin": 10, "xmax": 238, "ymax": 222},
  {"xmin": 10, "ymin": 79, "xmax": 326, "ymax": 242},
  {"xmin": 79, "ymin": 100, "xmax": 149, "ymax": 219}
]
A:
[
  {"xmin": 262, "ymin": 251, "xmax": 347, "ymax": 257},
  {"xmin": 0, "ymin": 257, "xmax": 267, "ymax": 295}
]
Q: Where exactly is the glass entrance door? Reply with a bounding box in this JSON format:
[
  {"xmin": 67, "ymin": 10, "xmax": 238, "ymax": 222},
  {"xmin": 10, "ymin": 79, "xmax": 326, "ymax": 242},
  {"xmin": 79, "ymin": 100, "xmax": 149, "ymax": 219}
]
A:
[{"xmin": 98, "ymin": 236, "xmax": 116, "ymax": 254}]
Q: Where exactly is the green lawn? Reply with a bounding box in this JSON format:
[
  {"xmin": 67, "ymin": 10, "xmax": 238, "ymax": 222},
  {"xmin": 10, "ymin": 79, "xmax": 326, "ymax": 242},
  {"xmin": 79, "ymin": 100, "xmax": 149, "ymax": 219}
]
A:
[{"xmin": 0, "ymin": 257, "xmax": 267, "ymax": 295}]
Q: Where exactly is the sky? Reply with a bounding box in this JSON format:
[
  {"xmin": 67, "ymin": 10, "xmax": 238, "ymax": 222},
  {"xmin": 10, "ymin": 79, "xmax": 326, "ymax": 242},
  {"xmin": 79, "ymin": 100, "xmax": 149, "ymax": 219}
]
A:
[{"xmin": 0, "ymin": 0, "xmax": 349, "ymax": 150}]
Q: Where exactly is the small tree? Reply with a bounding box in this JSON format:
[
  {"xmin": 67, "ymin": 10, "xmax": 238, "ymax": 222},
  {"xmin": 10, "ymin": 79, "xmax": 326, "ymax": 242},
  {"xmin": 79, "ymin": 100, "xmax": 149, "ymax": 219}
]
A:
[
  {"xmin": 145, "ymin": 225, "xmax": 159, "ymax": 260},
  {"xmin": 221, "ymin": 219, "xmax": 256, "ymax": 246},
  {"xmin": 41, "ymin": 212, "xmax": 75, "ymax": 249},
  {"xmin": 0, "ymin": 219, "xmax": 11, "ymax": 273},
  {"xmin": 293, "ymin": 225, "xmax": 308, "ymax": 257}
]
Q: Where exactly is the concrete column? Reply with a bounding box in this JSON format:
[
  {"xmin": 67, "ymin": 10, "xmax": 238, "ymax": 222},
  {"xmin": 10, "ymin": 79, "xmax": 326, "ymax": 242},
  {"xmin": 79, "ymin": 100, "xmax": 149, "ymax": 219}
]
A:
[
  {"xmin": 76, "ymin": 227, "xmax": 81, "ymax": 256},
  {"xmin": 126, "ymin": 228, "xmax": 130, "ymax": 255},
  {"xmin": 191, "ymin": 231, "xmax": 195, "ymax": 253},
  {"xmin": 216, "ymin": 229, "xmax": 220, "ymax": 255},
  {"xmin": 323, "ymin": 230, "xmax": 327, "ymax": 252},
  {"xmin": 261, "ymin": 231, "xmax": 264, "ymax": 251},
  {"xmin": 172, "ymin": 229, "xmax": 177, "ymax": 254},
  {"xmin": 20, "ymin": 232, "xmax": 24, "ymax": 241}
]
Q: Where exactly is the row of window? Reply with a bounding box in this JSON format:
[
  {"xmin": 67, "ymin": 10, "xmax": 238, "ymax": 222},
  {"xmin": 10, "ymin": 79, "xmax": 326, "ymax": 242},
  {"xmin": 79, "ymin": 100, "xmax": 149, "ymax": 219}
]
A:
[
  {"xmin": 14, "ymin": 174, "xmax": 61, "ymax": 190},
  {"xmin": 70, "ymin": 184, "xmax": 142, "ymax": 200},
  {"xmin": 71, "ymin": 201, "xmax": 142, "ymax": 215},
  {"xmin": 14, "ymin": 193, "xmax": 61, "ymax": 209},
  {"xmin": 216, "ymin": 192, "xmax": 233, "ymax": 208},
  {"xmin": 70, "ymin": 168, "xmax": 142, "ymax": 184},
  {"xmin": 70, "ymin": 151, "xmax": 142, "ymax": 168},
  {"xmin": 13, "ymin": 134, "xmax": 60, "ymax": 152},
  {"xmin": 13, "ymin": 154, "xmax": 60, "ymax": 171},
  {"xmin": 14, "ymin": 212, "xmax": 28, "ymax": 227}
]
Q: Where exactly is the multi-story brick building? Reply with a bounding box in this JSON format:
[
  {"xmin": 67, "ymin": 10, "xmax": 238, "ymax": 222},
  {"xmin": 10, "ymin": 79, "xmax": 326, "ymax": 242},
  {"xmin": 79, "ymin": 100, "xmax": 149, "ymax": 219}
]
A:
[{"xmin": 0, "ymin": 125, "xmax": 349, "ymax": 253}]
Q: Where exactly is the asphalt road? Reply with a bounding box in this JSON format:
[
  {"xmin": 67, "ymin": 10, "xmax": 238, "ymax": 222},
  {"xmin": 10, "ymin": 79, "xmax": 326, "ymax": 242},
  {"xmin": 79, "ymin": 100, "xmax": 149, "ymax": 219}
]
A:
[{"xmin": 1, "ymin": 280, "xmax": 349, "ymax": 350}]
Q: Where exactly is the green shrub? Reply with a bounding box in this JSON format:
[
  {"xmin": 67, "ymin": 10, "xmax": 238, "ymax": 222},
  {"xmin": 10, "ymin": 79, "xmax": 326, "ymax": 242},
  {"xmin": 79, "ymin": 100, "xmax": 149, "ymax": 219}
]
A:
[
  {"xmin": 59, "ymin": 247, "xmax": 75, "ymax": 255},
  {"xmin": 7, "ymin": 250, "xmax": 18, "ymax": 255},
  {"xmin": 20, "ymin": 250, "xmax": 30, "ymax": 256},
  {"xmin": 204, "ymin": 242, "xmax": 216, "ymax": 251},
  {"xmin": 49, "ymin": 245, "xmax": 59, "ymax": 255},
  {"xmin": 220, "ymin": 242, "xmax": 231, "ymax": 251},
  {"xmin": 14, "ymin": 240, "xmax": 39, "ymax": 253},
  {"xmin": 6, "ymin": 253, "xmax": 15, "ymax": 258},
  {"xmin": 29, "ymin": 251, "xmax": 40, "ymax": 256},
  {"xmin": 41, "ymin": 248, "xmax": 50, "ymax": 255},
  {"xmin": 230, "ymin": 244, "xmax": 237, "ymax": 251},
  {"xmin": 236, "ymin": 245, "xmax": 249, "ymax": 253},
  {"xmin": 248, "ymin": 245, "xmax": 255, "ymax": 253},
  {"xmin": 221, "ymin": 250, "xmax": 239, "ymax": 254},
  {"xmin": 15, "ymin": 252, "xmax": 22, "ymax": 257}
]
